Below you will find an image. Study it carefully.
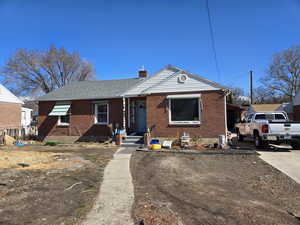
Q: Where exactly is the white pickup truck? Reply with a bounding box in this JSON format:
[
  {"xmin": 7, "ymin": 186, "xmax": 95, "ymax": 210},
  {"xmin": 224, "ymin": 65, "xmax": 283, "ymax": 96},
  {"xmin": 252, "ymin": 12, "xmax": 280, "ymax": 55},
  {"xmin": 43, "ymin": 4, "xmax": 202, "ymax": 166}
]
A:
[{"xmin": 235, "ymin": 111, "xmax": 300, "ymax": 149}]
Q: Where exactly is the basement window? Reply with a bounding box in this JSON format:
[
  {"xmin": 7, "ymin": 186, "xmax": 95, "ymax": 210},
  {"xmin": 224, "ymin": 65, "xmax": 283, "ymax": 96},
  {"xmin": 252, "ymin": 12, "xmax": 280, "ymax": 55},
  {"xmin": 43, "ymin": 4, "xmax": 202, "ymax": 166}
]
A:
[
  {"xmin": 168, "ymin": 96, "xmax": 201, "ymax": 125},
  {"xmin": 95, "ymin": 103, "xmax": 109, "ymax": 125}
]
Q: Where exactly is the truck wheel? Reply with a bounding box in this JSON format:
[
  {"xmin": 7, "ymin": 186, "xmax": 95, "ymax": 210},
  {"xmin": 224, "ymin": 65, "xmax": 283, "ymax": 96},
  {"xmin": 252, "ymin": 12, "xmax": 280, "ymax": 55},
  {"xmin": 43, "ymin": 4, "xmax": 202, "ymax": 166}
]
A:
[
  {"xmin": 291, "ymin": 141, "xmax": 300, "ymax": 150},
  {"xmin": 254, "ymin": 134, "xmax": 264, "ymax": 149},
  {"xmin": 237, "ymin": 130, "xmax": 244, "ymax": 142}
]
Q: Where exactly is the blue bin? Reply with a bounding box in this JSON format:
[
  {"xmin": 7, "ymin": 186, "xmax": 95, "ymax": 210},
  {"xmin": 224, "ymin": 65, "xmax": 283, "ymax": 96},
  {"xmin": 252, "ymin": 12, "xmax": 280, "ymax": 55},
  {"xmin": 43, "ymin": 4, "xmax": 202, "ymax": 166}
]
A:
[{"xmin": 150, "ymin": 139, "xmax": 160, "ymax": 145}]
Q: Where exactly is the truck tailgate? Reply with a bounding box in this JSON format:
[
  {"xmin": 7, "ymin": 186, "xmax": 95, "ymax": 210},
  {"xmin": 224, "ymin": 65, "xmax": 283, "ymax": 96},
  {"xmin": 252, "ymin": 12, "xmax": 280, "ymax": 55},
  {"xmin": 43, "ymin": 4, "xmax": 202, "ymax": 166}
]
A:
[{"xmin": 268, "ymin": 122, "xmax": 300, "ymax": 135}]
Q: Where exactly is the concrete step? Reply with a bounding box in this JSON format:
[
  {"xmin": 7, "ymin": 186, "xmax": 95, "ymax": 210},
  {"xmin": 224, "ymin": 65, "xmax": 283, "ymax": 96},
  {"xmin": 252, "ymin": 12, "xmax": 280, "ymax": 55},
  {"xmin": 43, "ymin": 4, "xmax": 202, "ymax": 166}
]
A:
[
  {"xmin": 122, "ymin": 135, "xmax": 144, "ymax": 144},
  {"xmin": 120, "ymin": 143, "xmax": 144, "ymax": 147},
  {"xmin": 124, "ymin": 135, "xmax": 143, "ymax": 140}
]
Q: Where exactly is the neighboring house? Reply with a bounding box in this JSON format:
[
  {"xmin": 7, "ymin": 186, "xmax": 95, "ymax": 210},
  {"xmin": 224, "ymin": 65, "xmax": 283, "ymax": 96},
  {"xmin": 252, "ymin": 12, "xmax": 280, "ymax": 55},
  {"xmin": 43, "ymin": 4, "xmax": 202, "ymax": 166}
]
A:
[
  {"xmin": 0, "ymin": 84, "xmax": 24, "ymax": 131},
  {"xmin": 38, "ymin": 65, "xmax": 229, "ymax": 143},
  {"xmin": 21, "ymin": 107, "xmax": 33, "ymax": 135},
  {"xmin": 248, "ymin": 103, "xmax": 293, "ymax": 120},
  {"xmin": 293, "ymin": 90, "xmax": 300, "ymax": 121}
]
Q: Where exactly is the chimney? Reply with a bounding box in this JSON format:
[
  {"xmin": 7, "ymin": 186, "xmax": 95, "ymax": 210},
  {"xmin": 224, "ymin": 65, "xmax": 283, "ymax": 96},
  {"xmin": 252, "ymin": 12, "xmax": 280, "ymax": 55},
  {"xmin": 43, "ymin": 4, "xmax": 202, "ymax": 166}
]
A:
[{"xmin": 138, "ymin": 69, "xmax": 147, "ymax": 78}]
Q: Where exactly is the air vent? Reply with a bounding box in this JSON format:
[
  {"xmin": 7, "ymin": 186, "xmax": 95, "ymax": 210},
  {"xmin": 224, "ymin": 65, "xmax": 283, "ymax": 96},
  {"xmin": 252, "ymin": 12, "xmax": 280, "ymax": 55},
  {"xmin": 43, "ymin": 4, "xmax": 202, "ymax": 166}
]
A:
[{"xmin": 178, "ymin": 74, "xmax": 188, "ymax": 83}]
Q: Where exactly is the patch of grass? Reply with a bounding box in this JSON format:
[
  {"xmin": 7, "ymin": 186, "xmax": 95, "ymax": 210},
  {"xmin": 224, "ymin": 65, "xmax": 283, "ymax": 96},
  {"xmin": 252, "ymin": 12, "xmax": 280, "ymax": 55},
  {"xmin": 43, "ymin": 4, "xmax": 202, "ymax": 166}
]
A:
[
  {"xmin": 74, "ymin": 203, "xmax": 87, "ymax": 218},
  {"xmin": 45, "ymin": 141, "xmax": 60, "ymax": 146},
  {"xmin": 64, "ymin": 220, "xmax": 73, "ymax": 225}
]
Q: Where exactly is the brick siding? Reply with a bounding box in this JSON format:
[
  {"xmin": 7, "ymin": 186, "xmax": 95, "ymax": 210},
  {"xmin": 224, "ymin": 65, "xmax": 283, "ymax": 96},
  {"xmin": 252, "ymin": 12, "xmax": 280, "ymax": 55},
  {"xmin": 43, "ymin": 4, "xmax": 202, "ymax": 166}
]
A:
[
  {"xmin": 38, "ymin": 90, "xmax": 226, "ymax": 141},
  {"xmin": 38, "ymin": 99, "xmax": 123, "ymax": 141},
  {"xmin": 294, "ymin": 105, "xmax": 300, "ymax": 121},
  {"xmin": 146, "ymin": 91, "xmax": 226, "ymax": 138},
  {"xmin": 0, "ymin": 102, "xmax": 22, "ymax": 129}
]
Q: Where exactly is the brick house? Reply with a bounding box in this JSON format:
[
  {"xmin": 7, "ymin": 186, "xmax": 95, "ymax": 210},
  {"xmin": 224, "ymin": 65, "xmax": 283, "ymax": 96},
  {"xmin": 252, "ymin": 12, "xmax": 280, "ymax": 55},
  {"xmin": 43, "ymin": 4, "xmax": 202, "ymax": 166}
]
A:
[
  {"xmin": 38, "ymin": 65, "xmax": 229, "ymax": 143},
  {"xmin": 0, "ymin": 84, "xmax": 24, "ymax": 130}
]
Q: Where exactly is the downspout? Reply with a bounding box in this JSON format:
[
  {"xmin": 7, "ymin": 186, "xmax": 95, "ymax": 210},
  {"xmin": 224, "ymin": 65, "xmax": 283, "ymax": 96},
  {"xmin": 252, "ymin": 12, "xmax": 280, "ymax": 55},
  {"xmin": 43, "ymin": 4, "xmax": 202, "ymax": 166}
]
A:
[{"xmin": 223, "ymin": 89, "xmax": 231, "ymax": 141}]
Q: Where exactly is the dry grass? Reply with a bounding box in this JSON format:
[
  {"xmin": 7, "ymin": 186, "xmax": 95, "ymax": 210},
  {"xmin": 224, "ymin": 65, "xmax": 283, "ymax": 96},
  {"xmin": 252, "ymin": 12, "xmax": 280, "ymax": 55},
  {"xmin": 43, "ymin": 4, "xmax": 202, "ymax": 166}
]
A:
[{"xmin": 0, "ymin": 150, "xmax": 71, "ymax": 170}]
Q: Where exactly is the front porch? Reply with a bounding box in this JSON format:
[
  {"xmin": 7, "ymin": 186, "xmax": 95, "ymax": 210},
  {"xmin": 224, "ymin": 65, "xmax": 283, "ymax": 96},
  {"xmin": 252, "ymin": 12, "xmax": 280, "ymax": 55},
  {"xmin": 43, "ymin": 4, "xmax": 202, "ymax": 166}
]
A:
[
  {"xmin": 122, "ymin": 97, "xmax": 147, "ymax": 135},
  {"xmin": 118, "ymin": 96, "xmax": 147, "ymax": 146}
]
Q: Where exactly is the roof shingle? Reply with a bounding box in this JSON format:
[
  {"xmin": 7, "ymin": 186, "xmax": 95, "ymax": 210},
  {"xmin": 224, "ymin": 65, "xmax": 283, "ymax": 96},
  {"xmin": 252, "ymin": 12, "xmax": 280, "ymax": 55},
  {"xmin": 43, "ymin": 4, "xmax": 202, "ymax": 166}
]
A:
[{"xmin": 38, "ymin": 78, "xmax": 143, "ymax": 101}]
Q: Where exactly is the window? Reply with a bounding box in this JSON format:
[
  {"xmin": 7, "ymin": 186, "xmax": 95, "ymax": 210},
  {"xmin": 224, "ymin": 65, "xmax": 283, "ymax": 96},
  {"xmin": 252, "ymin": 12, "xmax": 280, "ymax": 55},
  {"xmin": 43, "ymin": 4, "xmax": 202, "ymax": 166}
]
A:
[
  {"xmin": 275, "ymin": 114, "xmax": 286, "ymax": 120},
  {"xmin": 169, "ymin": 98, "xmax": 200, "ymax": 125},
  {"xmin": 255, "ymin": 114, "xmax": 266, "ymax": 120},
  {"xmin": 95, "ymin": 103, "xmax": 109, "ymax": 124},
  {"xmin": 255, "ymin": 113, "xmax": 286, "ymax": 121},
  {"xmin": 58, "ymin": 115, "xmax": 70, "ymax": 126}
]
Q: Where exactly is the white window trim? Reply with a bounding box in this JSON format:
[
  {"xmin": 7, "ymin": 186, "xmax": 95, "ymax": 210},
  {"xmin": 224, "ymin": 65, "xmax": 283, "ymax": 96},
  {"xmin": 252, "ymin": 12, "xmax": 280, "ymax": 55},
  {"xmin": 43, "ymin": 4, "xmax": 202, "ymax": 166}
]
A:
[
  {"xmin": 58, "ymin": 115, "xmax": 70, "ymax": 126},
  {"xmin": 94, "ymin": 103, "xmax": 109, "ymax": 125},
  {"xmin": 168, "ymin": 97, "xmax": 201, "ymax": 125}
]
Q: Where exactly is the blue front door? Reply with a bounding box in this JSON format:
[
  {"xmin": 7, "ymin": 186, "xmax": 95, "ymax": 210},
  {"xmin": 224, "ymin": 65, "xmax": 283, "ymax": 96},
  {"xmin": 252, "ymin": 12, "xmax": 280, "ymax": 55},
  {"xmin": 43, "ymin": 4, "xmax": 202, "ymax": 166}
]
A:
[{"xmin": 135, "ymin": 101, "xmax": 147, "ymax": 133}]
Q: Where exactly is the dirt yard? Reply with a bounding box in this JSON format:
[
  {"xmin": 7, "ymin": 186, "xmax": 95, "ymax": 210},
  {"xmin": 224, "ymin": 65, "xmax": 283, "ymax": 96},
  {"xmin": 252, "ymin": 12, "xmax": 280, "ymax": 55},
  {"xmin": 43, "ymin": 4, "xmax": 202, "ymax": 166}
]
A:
[
  {"xmin": 0, "ymin": 145, "xmax": 117, "ymax": 225},
  {"xmin": 131, "ymin": 151, "xmax": 300, "ymax": 225}
]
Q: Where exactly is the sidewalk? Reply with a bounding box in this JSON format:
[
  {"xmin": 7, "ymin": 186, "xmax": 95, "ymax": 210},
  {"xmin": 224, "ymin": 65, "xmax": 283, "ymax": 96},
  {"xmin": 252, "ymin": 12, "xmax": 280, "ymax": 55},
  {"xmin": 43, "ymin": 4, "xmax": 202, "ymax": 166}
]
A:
[{"xmin": 82, "ymin": 147, "xmax": 135, "ymax": 225}]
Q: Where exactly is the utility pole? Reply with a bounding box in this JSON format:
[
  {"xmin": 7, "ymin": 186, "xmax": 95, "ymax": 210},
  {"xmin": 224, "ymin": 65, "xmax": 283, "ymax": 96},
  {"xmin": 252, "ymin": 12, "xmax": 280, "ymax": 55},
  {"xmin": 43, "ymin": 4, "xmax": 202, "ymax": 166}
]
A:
[{"xmin": 250, "ymin": 70, "xmax": 253, "ymax": 105}]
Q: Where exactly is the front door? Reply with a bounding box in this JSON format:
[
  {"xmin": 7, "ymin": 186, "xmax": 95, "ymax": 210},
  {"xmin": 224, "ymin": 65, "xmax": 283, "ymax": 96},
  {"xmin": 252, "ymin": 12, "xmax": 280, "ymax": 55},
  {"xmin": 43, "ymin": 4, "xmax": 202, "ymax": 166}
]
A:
[{"xmin": 135, "ymin": 101, "xmax": 147, "ymax": 133}]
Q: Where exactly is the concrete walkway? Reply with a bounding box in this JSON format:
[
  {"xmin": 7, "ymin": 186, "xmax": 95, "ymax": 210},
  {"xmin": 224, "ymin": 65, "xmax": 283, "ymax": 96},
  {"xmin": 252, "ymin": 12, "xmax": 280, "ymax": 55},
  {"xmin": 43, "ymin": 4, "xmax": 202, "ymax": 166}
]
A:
[
  {"xmin": 259, "ymin": 149, "xmax": 300, "ymax": 184},
  {"xmin": 82, "ymin": 147, "xmax": 135, "ymax": 225}
]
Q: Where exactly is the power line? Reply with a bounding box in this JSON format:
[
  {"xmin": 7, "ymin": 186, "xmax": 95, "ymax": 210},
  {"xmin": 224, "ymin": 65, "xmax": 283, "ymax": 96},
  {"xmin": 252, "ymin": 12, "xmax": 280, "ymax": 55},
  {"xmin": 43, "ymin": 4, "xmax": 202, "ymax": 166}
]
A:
[{"xmin": 205, "ymin": 0, "xmax": 221, "ymax": 81}]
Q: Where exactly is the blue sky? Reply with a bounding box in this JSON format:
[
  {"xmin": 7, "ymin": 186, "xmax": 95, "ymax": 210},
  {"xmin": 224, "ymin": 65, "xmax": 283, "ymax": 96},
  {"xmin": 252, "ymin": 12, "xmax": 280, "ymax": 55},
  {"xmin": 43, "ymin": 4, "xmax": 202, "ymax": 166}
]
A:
[{"xmin": 0, "ymin": 0, "xmax": 300, "ymax": 93}]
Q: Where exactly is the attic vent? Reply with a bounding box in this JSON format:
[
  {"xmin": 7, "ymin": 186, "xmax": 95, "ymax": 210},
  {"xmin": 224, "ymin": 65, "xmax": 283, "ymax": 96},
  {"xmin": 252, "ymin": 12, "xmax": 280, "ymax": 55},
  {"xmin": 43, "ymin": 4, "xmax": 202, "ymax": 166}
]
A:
[{"xmin": 178, "ymin": 74, "xmax": 188, "ymax": 83}]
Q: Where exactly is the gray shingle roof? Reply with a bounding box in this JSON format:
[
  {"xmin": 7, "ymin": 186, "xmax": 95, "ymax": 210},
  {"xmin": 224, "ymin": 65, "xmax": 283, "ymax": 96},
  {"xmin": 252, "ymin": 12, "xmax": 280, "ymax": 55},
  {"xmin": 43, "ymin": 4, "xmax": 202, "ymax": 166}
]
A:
[{"xmin": 38, "ymin": 78, "xmax": 143, "ymax": 101}]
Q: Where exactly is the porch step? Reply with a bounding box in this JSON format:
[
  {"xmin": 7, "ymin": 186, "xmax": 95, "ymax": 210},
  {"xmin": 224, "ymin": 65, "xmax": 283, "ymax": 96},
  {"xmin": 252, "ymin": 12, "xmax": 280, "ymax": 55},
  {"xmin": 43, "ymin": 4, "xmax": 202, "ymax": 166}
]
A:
[
  {"xmin": 124, "ymin": 135, "xmax": 143, "ymax": 140},
  {"xmin": 122, "ymin": 135, "xmax": 144, "ymax": 145},
  {"xmin": 120, "ymin": 143, "xmax": 144, "ymax": 148}
]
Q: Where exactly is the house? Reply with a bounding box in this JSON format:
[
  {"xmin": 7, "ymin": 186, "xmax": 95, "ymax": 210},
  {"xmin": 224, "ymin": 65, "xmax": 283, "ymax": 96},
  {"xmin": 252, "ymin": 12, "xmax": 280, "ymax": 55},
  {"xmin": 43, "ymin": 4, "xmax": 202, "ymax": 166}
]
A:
[
  {"xmin": 248, "ymin": 103, "xmax": 294, "ymax": 120},
  {"xmin": 0, "ymin": 84, "xmax": 24, "ymax": 131},
  {"xmin": 21, "ymin": 107, "xmax": 33, "ymax": 135},
  {"xmin": 21, "ymin": 97, "xmax": 39, "ymax": 135},
  {"xmin": 293, "ymin": 91, "xmax": 300, "ymax": 120},
  {"xmin": 38, "ymin": 65, "xmax": 229, "ymax": 143}
]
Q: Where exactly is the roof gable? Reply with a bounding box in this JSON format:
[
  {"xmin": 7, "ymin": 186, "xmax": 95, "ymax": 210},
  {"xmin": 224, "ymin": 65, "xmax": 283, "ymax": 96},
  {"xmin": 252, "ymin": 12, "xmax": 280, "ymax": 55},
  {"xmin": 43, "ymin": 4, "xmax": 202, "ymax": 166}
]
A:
[
  {"xmin": 0, "ymin": 84, "xmax": 23, "ymax": 104},
  {"xmin": 123, "ymin": 67, "xmax": 176, "ymax": 96},
  {"xmin": 124, "ymin": 65, "xmax": 226, "ymax": 96}
]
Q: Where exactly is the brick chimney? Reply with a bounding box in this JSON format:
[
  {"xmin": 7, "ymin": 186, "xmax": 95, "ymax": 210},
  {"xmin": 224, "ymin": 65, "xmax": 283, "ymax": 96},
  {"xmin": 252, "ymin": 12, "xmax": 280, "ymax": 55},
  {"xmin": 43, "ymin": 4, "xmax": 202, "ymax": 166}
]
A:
[{"xmin": 138, "ymin": 69, "xmax": 147, "ymax": 78}]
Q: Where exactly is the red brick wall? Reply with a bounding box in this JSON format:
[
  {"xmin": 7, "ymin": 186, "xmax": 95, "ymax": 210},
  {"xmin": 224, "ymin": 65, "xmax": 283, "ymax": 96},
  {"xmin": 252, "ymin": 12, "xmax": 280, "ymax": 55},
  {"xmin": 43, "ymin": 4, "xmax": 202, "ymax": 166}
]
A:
[
  {"xmin": 146, "ymin": 91, "xmax": 226, "ymax": 138},
  {"xmin": 38, "ymin": 91, "xmax": 226, "ymax": 140},
  {"xmin": 0, "ymin": 102, "xmax": 22, "ymax": 129},
  {"xmin": 38, "ymin": 99, "xmax": 123, "ymax": 140},
  {"xmin": 294, "ymin": 105, "xmax": 300, "ymax": 121}
]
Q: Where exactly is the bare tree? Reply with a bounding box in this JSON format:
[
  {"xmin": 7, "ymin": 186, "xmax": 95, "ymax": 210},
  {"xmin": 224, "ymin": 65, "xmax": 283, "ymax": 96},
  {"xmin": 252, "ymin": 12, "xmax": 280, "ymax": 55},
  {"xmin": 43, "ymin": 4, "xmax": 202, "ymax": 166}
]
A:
[
  {"xmin": 261, "ymin": 45, "xmax": 300, "ymax": 101},
  {"xmin": 227, "ymin": 87, "xmax": 248, "ymax": 105},
  {"xmin": 253, "ymin": 87, "xmax": 289, "ymax": 104},
  {"xmin": 1, "ymin": 46, "xmax": 95, "ymax": 95}
]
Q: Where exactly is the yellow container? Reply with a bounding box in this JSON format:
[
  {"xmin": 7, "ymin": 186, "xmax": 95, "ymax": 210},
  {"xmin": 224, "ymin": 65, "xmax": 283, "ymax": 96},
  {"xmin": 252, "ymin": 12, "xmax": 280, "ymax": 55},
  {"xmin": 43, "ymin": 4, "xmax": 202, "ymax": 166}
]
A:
[{"xmin": 151, "ymin": 144, "xmax": 162, "ymax": 150}]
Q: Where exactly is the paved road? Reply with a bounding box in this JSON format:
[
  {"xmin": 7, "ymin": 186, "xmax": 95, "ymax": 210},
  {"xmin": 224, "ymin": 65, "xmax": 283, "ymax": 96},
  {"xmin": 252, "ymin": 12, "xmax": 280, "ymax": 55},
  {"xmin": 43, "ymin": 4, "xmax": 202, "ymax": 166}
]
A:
[
  {"xmin": 258, "ymin": 148, "xmax": 300, "ymax": 184},
  {"xmin": 82, "ymin": 147, "xmax": 135, "ymax": 225}
]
